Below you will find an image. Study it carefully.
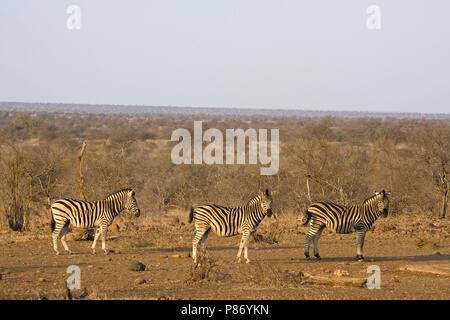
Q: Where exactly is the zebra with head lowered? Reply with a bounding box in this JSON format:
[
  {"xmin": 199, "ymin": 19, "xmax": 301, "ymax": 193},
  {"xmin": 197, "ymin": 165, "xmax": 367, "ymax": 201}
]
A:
[
  {"xmin": 302, "ymin": 189, "xmax": 390, "ymax": 261},
  {"xmin": 189, "ymin": 189, "xmax": 273, "ymax": 264},
  {"xmin": 51, "ymin": 188, "xmax": 140, "ymax": 255}
]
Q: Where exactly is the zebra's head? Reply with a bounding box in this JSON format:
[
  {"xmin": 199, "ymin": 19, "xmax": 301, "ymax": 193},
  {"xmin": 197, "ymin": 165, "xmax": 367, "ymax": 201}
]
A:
[
  {"xmin": 374, "ymin": 189, "xmax": 390, "ymax": 217},
  {"xmin": 126, "ymin": 189, "xmax": 141, "ymax": 217},
  {"xmin": 259, "ymin": 189, "xmax": 273, "ymax": 217}
]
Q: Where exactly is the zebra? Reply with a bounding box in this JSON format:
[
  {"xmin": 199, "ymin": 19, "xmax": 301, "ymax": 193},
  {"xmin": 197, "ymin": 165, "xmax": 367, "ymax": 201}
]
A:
[
  {"xmin": 189, "ymin": 189, "xmax": 273, "ymax": 264},
  {"xmin": 50, "ymin": 188, "xmax": 140, "ymax": 255},
  {"xmin": 302, "ymin": 189, "xmax": 390, "ymax": 261}
]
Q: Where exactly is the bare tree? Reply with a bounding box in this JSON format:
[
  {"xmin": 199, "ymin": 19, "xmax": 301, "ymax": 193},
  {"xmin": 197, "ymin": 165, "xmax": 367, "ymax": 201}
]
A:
[
  {"xmin": 0, "ymin": 146, "xmax": 33, "ymax": 231},
  {"xmin": 77, "ymin": 142, "xmax": 87, "ymax": 201},
  {"xmin": 414, "ymin": 122, "xmax": 450, "ymax": 218}
]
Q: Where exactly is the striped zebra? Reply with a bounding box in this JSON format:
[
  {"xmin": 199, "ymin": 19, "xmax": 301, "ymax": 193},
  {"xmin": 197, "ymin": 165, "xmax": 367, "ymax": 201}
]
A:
[
  {"xmin": 50, "ymin": 188, "xmax": 140, "ymax": 255},
  {"xmin": 189, "ymin": 189, "xmax": 273, "ymax": 264},
  {"xmin": 302, "ymin": 190, "xmax": 390, "ymax": 261}
]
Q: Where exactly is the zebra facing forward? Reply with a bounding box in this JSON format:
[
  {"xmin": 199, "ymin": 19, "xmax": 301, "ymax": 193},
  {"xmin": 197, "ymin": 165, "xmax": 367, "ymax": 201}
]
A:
[
  {"xmin": 51, "ymin": 188, "xmax": 140, "ymax": 255},
  {"xmin": 189, "ymin": 189, "xmax": 273, "ymax": 264},
  {"xmin": 302, "ymin": 189, "xmax": 390, "ymax": 261}
]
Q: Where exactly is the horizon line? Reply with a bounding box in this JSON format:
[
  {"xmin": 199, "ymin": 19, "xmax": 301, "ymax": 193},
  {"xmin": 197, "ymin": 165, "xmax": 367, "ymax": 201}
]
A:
[{"xmin": 0, "ymin": 100, "xmax": 449, "ymax": 116}]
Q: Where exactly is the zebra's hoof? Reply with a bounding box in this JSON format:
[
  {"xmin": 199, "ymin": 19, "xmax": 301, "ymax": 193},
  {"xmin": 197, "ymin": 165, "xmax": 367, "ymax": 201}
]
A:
[
  {"xmin": 55, "ymin": 252, "xmax": 60, "ymax": 256},
  {"xmin": 237, "ymin": 258, "xmax": 242, "ymax": 264},
  {"xmin": 305, "ymin": 255, "xmax": 310, "ymax": 260},
  {"xmin": 356, "ymin": 255, "xmax": 364, "ymax": 261},
  {"xmin": 314, "ymin": 254, "xmax": 321, "ymax": 260},
  {"xmin": 68, "ymin": 250, "xmax": 72, "ymax": 255},
  {"xmin": 104, "ymin": 250, "xmax": 109, "ymax": 255},
  {"xmin": 245, "ymin": 260, "xmax": 251, "ymax": 264},
  {"xmin": 92, "ymin": 250, "xmax": 96, "ymax": 255}
]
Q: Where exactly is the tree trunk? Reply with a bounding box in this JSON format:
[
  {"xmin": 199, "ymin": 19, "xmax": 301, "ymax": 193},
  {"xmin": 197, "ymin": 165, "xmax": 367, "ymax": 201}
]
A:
[
  {"xmin": 440, "ymin": 190, "xmax": 448, "ymax": 219},
  {"xmin": 305, "ymin": 175, "xmax": 312, "ymax": 203},
  {"xmin": 77, "ymin": 142, "xmax": 87, "ymax": 201}
]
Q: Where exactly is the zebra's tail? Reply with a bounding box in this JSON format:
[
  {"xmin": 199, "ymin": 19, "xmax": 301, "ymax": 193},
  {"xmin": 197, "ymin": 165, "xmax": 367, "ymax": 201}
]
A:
[
  {"xmin": 50, "ymin": 211, "xmax": 55, "ymax": 232},
  {"xmin": 188, "ymin": 207, "xmax": 194, "ymax": 223},
  {"xmin": 301, "ymin": 210, "xmax": 312, "ymax": 226}
]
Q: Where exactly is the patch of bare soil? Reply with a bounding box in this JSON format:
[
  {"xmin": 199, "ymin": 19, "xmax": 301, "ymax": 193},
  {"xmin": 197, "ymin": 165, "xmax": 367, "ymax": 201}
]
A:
[{"xmin": 0, "ymin": 215, "xmax": 449, "ymax": 300}]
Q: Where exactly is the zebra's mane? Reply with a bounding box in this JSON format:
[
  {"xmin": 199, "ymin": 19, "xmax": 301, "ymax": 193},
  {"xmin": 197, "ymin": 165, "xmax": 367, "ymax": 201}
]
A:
[
  {"xmin": 362, "ymin": 193, "xmax": 379, "ymax": 206},
  {"xmin": 105, "ymin": 188, "xmax": 132, "ymax": 200},
  {"xmin": 246, "ymin": 194, "xmax": 262, "ymax": 207}
]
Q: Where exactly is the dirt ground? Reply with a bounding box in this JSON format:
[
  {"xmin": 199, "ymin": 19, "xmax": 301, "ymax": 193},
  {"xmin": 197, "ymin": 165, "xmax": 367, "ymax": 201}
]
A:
[{"xmin": 0, "ymin": 214, "xmax": 449, "ymax": 300}]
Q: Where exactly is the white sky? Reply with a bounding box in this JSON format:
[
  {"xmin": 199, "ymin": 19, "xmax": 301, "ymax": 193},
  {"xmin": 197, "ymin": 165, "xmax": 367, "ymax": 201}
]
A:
[{"xmin": 0, "ymin": 0, "xmax": 449, "ymax": 113}]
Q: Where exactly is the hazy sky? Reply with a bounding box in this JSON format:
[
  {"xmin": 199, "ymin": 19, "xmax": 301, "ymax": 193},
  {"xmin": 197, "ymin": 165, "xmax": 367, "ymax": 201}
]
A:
[{"xmin": 1, "ymin": 1, "xmax": 449, "ymax": 113}]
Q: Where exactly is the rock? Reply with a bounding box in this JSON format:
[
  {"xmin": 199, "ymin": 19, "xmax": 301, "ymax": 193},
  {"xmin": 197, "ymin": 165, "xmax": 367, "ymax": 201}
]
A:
[
  {"xmin": 38, "ymin": 277, "xmax": 45, "ymax": 282},
  {"xmin": 391, "ymin": 276, "xmax": 400, "ymax": 283},
  {"xmin": 333, "ymin": 269, "xmax": 349, "ymax": 277},
  {"xmin": 399, "ymin": 264, "xmax": 450, "ymax": 276},
  {"xmin": 134, "ymin": 277, "xmax": 146, "ymax": 285},
  {"xmin": 301, "ymin": 272, "xmax": 366, "ymax": 287},
  {"xmin": 88, "ymin": 265, "xmax": 94, "ymax": 269},
  {"xmin": 171, "ymin": 253, "xmax": 190, "ymax": 259},
  {"xmin": 432, "ymin": 251, "xmax": 441, "ymax": 255},
  {"xmin": 128, "ymin": 261, "xmax": 146, "ymax": 271},
  {"xmin": 108, "ymin": 224, "xmax": 120, "ymax": 232}
]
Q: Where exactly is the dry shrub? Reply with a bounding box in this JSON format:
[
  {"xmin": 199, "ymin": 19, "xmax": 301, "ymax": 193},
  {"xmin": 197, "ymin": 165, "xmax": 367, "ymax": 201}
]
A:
[
  {"xmin": 185, "ymin": 255, "xmax": 230, "ymax": 284},
  {"xmin": 70, "ymin": 228, "xmax": 95, "ymax": 241}
]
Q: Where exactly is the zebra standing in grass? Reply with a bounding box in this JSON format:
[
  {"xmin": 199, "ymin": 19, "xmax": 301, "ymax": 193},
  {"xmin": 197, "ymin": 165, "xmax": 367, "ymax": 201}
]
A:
[
  {"xmin": 189, "ymin": 189, "xmax": 273, "ymax": 264},
  {"xmin": 51, "ymin": 188, "xmax": 140, "ymax": 255},
  {"xmin": 302, "ymin": 189, "xmax": 390, "ymax": 261}
]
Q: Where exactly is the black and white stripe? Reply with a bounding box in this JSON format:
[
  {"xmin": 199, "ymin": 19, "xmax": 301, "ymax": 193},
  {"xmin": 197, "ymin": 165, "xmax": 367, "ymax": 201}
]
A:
[
  {"xmin": 51, "ymin": 188, "xmax": 140, "ymax": 255},
  {"xmin": 189, "ymin": 189, "xmax": 273, "ymax": 264},
  {"xmin": 302, "ymin": 190, "xmax": 390, "ymax": 261}
]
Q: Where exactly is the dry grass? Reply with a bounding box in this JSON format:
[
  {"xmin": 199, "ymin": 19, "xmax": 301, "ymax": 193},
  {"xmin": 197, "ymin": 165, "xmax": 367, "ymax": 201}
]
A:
[{"xmin": 185, "ymin": 255, "xmax": 231, "ymax": 284}]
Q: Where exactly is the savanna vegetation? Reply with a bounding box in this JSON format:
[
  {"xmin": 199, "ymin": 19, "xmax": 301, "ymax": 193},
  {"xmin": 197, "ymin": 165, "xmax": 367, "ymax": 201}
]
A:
[{"xmin": 0, "ymin": 110, "xmax": 449, "ymax": 233}]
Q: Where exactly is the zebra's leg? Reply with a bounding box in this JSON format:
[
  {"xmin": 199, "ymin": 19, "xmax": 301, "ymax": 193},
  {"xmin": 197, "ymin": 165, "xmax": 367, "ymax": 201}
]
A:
[
  {"xmin": 199, "ymin": 228, "xmax": 210, "ymax": 258},
  {"xmin": 304, "ymin": 223, "xmax": 316, "ymax": 259},
  {"xmin": 91, "ymin": 228, "xmax": 101, "ymax": 254},
  {"xmin": 192, "ymin": 226, "xmax": 207, "ymax": 264},
  {"xmin": 100, "ymin": 225, "xmax": 109, "ymax": 254},
  {"xmin": 237, "ymin": 230, "xmax": 250, "ymax": 263},
  {"xmin": 59, "ymin": 224, "xmax": 72, "ymax": 255},
  {"xmin": 313, "ymin": 226, "xmax": 325, "ymax": 259},
  {"xmin": 243, "ymin": 231, "xmax": 251, "ymax": 264},
  {"xmin": 52, "ymin": 220, "xmax": 67, "ymax": 255},
  {"xmin": 356, "ymin": 231, "xmax": 366, "ymax": 261}
]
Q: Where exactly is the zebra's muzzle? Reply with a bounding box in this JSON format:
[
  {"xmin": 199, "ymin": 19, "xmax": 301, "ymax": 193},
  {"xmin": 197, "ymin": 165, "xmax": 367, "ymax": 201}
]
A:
[
  {"xmin": 135, "ymin": 209, "xmax": 141, "ymax": 217},
  {"xmin": 382, "ymin": 208, "xmax": 388, "ymax": 217}
]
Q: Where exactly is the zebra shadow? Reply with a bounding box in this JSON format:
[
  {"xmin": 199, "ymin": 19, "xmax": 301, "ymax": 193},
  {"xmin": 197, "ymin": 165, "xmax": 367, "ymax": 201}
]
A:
[
  {"xmin": 150, "ymin": 245, "xmax": 301, "ymax": 253},
  {"xmin": 303, "ymin": 254, "xmax": 450, "ymax": 263}
]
